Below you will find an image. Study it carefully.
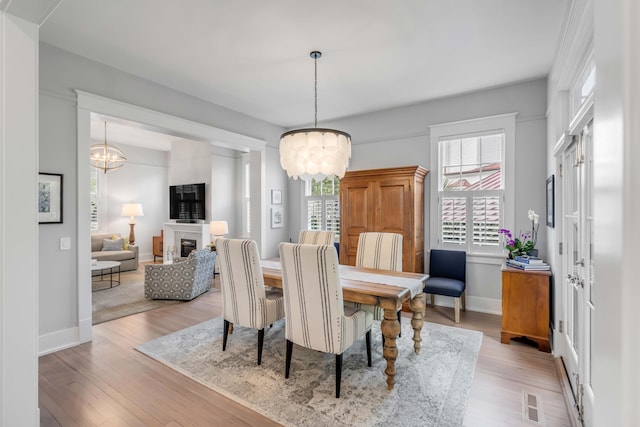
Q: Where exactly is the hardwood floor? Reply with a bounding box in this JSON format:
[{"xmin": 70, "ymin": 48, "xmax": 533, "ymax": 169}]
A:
[{"xmin": 39, "ymin": 278, "xmax": 573, "ymax": 426}]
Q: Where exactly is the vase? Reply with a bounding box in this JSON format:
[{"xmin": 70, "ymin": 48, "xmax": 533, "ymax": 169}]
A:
[{"xmin": 527, "ymin": 249, "xmax": 539, "ymax": 257}]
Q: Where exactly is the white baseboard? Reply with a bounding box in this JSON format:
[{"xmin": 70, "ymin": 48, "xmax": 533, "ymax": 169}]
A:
[
  {"xmin": 429, "ymin": 295, "xmax": 502, "ymax": 316},
  {"xmin": 38, "ymin": 327, "xmax": 80, "ymax": 356}
]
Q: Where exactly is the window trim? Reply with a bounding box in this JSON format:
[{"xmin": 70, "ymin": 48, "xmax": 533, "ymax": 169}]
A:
[{"xmin": 429, "ymin": 113, "xmax": 516, "ymax": 257}]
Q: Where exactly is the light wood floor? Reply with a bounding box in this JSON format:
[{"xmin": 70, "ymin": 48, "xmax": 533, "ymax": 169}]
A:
[{"xmin": 39, "ymin": 276, "xmax": 573, "ymax": 427}]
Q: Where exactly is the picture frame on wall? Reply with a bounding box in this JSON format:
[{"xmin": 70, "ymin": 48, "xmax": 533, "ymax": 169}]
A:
[
  {"xmin": 546, "ymin": 175, "xmax": 555, "ymax": 228},
  {"xmin": 39, "ymin": 173, "xmax": 63, "ymax": 224},
  {"xmin": 271, "ymin": 189, "xmax": 282, "ymax": 205},
  {"xmin": 271, "ymin": 206, "xmax": 283, "ymax": 228}
]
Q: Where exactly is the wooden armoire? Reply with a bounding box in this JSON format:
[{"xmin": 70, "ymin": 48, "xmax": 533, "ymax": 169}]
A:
[{"xmin": 339, "ymin": 165, "xmax": 428, "ymax": 273}]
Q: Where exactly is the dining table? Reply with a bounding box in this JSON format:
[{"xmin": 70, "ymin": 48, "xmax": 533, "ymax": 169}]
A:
[{"xmin": 261, "ymin": 259, "xmax": 428, "ymax": 390}]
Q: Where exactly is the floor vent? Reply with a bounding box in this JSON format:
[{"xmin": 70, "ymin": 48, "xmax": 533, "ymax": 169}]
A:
[{"xmin": 522, "ymin": 391, "xmax": 545, "ymax": 425}]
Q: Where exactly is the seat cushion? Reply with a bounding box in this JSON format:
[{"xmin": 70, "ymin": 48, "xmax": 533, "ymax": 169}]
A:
[
  {"xmin": 91, "ymin": 250, "xmax": 135, "ymax": 262},
  {"xmin": 424, "ymin": 277, "xmax": 465, "ymax": 297}
]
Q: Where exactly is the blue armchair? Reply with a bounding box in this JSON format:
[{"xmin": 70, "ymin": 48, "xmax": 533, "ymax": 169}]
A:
[{"xmin": 424, "ymin": 249, "xmax": 466, "ymax": 323}]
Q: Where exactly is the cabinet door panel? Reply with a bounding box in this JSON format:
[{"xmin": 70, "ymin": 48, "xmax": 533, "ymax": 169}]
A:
[{"xmin": 340, "ymin": 182, "xmax": 372, "ymax": 265}]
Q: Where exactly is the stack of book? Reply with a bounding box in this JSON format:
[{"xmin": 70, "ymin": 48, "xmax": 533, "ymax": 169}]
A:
[{"xmin": 506, "ymin": 255, "xmax": 551, "ymax": 271}]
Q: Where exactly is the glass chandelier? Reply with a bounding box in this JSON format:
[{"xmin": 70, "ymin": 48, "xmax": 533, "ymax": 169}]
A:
[
  {"xmin": 90, "ymin": 121, "xmax": 127, "ymax": 173},
  {"xmin": 279, "ymin": 51, "xmax": 351, "ymax": 181}
]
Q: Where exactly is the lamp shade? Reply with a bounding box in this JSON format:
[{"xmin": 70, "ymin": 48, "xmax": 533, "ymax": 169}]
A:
[
  {"xmin": 279, "ymin": 128, "xmax": 351, "ymax": 180},
  {"xmin": 210, "ymin": 220, "xmax": 229, "ymax": 236},
  {"xmin": 121, "ymin": 203, "xmax": 144, "ymax": 217}
]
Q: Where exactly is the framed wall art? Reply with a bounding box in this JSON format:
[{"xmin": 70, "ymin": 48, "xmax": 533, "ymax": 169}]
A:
[
  {"xmin": 546, "ymin": 175, "xmax": 555, "ymax": 228},
  {"xmin": 271, "ymin": 206, "xmax": 283, "ymax": 228},
  {"xmin": 39, "ymin": 173, "xmax": 63, "ymax": 224},
  {"xmin": 271, "ymin": 189, "xmax": 282, "ymax": 205}
]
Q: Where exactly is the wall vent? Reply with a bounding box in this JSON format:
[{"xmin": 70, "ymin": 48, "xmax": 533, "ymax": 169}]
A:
[{"xmin": 522, "ymin": 390, "xmax": 545, "ymax": 425}]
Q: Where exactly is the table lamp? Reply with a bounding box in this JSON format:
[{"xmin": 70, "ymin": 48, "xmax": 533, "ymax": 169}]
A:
[
  {"xmin": 210, "ymin": 220, "xmax": 229, "ymax": 247},
  {"xmin": 121, "ymin": 203, "xmax": 144, "ymax": 245}
]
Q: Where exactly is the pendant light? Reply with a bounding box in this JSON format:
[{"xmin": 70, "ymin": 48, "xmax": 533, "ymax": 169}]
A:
[
  {"xmin": 279, "ymin": 51, "xmax": 351, "ymax": 181},
  {"xmin": 90, "ymin": 121, "xmax": 127, "ymax": 173}
]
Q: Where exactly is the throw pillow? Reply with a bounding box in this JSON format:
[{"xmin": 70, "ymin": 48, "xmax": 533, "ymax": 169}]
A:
[
  {"xmin": 122, "ymin": 237, "xmax": 130, "ymax": 250},
  {"xmin": 102, "ymin": 238, "xmax": 123, "ymax": 251}
]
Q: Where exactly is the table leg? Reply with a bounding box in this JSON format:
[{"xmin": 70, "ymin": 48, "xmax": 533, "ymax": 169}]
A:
[
  {"xmin": 410, "ymin": 292, "xmax": 427, "ymax": 354},
  {"xmin": 381, "ymin": 306, "xmax": 401, "ymax": 390}
]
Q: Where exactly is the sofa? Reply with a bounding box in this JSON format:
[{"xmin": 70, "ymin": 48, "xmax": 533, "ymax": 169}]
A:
[
  {"xmin": 144, "ymin": 249, "xmax": 215, "ymax": 300},
  {"xmin": 91, "ymin": 233, "xmax": 139, "ymax": 274}
]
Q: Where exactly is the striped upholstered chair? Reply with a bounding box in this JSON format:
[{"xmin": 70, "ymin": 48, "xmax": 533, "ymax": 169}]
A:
[
  {"xmin": 298, "ymin": 230, "xmax": 335, "ymax": 245},
  {"xmin": 216, "ymin": 238, "xmax": 285, "ymax": 365},
  {"xmin": 279, "ymin": 242, "xmax": 373, "ymax": 398},
  {"xmin": 350, "ymin": 232, "xmax": 404, "ymax": 331}
]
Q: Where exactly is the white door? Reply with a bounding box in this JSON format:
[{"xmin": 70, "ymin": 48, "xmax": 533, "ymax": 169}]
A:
[{"xmin": 559, "ymin": 122, "xmax": 594, "ymax": 425}]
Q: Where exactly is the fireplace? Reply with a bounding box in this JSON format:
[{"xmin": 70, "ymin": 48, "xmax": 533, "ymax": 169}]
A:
[{"xmin": 180, "ymin": 238, "xmax": 197, "ymax": 257}]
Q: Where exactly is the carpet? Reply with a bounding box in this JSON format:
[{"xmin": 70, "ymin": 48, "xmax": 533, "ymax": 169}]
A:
[
  {"xmin": 136, "ymin": 317, "xmax": 482, "ymax": 426},
  {"xmin": 92, "ymin": 269, "xmax": 214, "ymax": 324}
]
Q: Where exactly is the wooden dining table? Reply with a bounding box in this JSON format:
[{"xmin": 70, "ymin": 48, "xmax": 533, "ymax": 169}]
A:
[{"xmin": 261, "ymin": 259, "xmax": 428, "ymax": 390}]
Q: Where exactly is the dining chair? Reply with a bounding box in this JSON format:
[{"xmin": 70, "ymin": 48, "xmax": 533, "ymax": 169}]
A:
[
  {"xmin": 279, "ymin": 242, "xmax": 372, "ymax": 398},
  {"xmin": 424, "ymin": 249, "xmax": 466, "ymax": 323},
  {"xmin": 351, "ymin": 232, "xmax": 404, "ymax": 334},
  {"xmin": 216, "ymin": 238, "xmax": 285, "ymax": 365},
  {"xmin": 298, "ymin": 230, "xmax": 335, "ymax": 245}
]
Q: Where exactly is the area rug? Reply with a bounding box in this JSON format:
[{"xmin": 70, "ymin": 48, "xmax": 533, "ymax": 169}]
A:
[
  {"xmin": 92, "ymin": 269, "xmax": 214, "ymax": 324},
  {"xmin": 136, "ymin": 317, "xmax": 482, "ymax": 426}
]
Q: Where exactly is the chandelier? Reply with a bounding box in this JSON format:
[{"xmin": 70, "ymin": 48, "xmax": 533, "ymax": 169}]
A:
[
  {"xmin": 279, "ymin": 51, "xmax": 351, "ymax": 181},
  {"xmin": 90, "ymin": 121, "xmax": 126, "ymax": 173}
]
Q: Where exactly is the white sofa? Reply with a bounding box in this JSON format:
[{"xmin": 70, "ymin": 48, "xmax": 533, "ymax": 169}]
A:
[{"xmin": 91, "ymin": 233, "xmax": 139, "ymax": 274}]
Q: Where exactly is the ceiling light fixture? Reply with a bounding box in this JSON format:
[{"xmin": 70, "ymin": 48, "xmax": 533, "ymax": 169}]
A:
[
  {"xmin": 279, "ymin": 51, "xmax": 351, "ymax": 181},
  {"xmin": 90, "ymin": 121, "xmax": 127, "ymax": 173}
]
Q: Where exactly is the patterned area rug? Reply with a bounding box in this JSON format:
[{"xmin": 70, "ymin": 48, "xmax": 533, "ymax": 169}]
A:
[
  {"xmin": 92, "ymin": 269, "xmax": 215, "ymax": 324},
  {"xmin": 136, "ymin": 317, "xmax": 482, "ymax": 426}
]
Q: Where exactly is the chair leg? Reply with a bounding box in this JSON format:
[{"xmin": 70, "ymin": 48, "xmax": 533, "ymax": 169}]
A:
[
  {"xmin": 335, "ymin": 353, "xmax": 343, "ymax": 398},
  {"xmin": 430, "ymin": 294, "xmax": 435, "ymax": 306},
  {"xmin": 257, "ymin": 328, "xmax": 264, "ymax": 365},
  {"xmin": 285, "ymin": 339, "xmax": 293, "ymax": 379},
  {"xmin": 365, "ymin": 330, "xmax": 372, "ymax": 367},
  {"xmin": 398, "ymin": 310, "xmax": 402, "ymax": 337},
  {"xmin": 454, "ymin": 298, "xmax": 460, "ymax": 323},
  {"xmin": 461, "ymin": 290, "xmax": 466, "ymax": 311},
  {"xmin": 223, "ymin": 319, "xmax": 230, "ymax": 351}
]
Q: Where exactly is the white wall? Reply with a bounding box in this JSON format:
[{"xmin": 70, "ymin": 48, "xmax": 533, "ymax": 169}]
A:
[
  {"xmin": 211, "ymin": 147, "xmax": 241, "ymax": 238},
  {"xmin": 289, "ymin": 78, "xmax": 548, "ymax": 313}
]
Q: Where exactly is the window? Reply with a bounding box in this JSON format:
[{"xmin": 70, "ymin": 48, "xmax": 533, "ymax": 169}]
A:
[
  {"xmin": 241, "ymin": 153, "xmax": 251, "ymax": 237},
  {"xmin": 304, "ymin": 176, "xmax": 340, "ymax": 242},
  {"xmin": 430, "ymin": 114, "xmax": 515, "ymax": 256},
  {"xmin": 89, "ymin": 167, "xmax": 105, "ymax": 232}
]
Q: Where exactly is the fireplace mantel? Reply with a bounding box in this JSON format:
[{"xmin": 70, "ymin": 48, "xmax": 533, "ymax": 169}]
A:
[{"xmin": 163, "ymin": 222, "xmax": 210, "ymax": 263}]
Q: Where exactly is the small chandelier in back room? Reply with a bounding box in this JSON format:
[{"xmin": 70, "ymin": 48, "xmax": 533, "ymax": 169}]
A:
[
  {"xmin": 90, "ymin": 121, "xmax": 127, "ymax": 173},
  {"xmin": 279, "ymin": 51, "xmax": 351, "ymax": 181}
]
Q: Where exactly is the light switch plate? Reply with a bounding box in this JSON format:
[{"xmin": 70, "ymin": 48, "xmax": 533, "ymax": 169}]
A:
[{"xmin": 60, "ymin": 237, "xmax": 71, "ymax": 250}]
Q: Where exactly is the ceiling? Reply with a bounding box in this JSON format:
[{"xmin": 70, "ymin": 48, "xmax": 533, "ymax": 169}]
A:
[{"xmin": 41, "ymin": 0, "xmax": 568, "ymax": 147}]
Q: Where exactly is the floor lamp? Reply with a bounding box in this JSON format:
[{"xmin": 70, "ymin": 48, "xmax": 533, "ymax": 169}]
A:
[{"xmin": 121, "ymin": 203, "xmax": 144, "ymax": 245}]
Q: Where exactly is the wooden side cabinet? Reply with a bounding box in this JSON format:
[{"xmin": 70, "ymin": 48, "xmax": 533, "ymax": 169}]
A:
[
  {"xmin": 152, "ymin": 230, "xmax": 163, "ymax": 262},
  {"xmin": 500, "ymin": 265, "xmax": 551, "ymax": 352}
]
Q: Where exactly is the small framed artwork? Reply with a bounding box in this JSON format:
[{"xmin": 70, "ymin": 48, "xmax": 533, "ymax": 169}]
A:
[
  {"xmin": 38, "ymin": 173, "xmax": 63, "ymax": 224},
  {"xmin": 271, "ymin": 189, "xmax": 282, "ymax": 205},
  {"xmin": 271, "ymin": 206, "xmax": 283, "ymax": 228},
  {"xmin": 546, "ymin": 175, "xmax": 555, "ymax": 228}
]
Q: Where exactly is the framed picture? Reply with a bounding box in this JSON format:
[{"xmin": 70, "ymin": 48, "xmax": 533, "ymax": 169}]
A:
[
  {"xmin": 546, "ymin": 175, "xmax": 555, "ymax": 228},
  {"xmin": 271, "ymin": 206, "xmax": 283, "ymax": 228},
  {"xmin": 271, "ymin": 189, "xmax": 282, "ymax": 205},
  {"xmin": 39, "ymin": 173, "xmax": 63, "ymax": 224}
]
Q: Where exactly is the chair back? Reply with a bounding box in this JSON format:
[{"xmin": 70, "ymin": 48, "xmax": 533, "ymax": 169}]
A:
[
  {"xmin": 216, "ymin": 238, "xmax": 269, "ymax": 329},
  {"xmin": 429, "ymin": 249, "xmax": 466, "ymax": 282},
  {"xmin": 279, "ymin": 242, "xmax": 344, "ymax": 354},
  {"xmin": 355, "ymin": 232, "xmax": 403, "ymax": 271},
  {"xmin": 298, "ymin": 230, "xmax": 335, "ymax": 245}
]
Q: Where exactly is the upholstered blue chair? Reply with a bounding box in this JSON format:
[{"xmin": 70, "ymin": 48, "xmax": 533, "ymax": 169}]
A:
[
  {"xmin": 298, "ymin": 230, "xmax": 335, "ymax": 245},
  {"xmin": 216, "ymin": 238, "xmax": 285, "ymax": 365},
  {"xmin": 424, "ymin": 249, "xmax": 466, "ymax": 323},
  {"xmin": 279, "ymin": 242, "xmax": 372, "ymax": 398}
]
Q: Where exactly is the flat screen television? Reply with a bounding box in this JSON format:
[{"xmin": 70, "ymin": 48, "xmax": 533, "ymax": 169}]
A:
[{"xmin": 169, "ymin": 183, "xmax": 206, "ymax": 223}]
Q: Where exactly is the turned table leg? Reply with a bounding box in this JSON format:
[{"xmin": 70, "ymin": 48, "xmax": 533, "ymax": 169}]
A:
[
  {"xmin": 381, "ymin": 307, "xmax": 401, "ymax": 390},
  {"xmin": 410, "ymin": 293, "xmax": 426, "ymax": 354}
]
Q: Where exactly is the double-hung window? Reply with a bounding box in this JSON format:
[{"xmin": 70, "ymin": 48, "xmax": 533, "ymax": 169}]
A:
[
  {"xmin": 430, "ymin": 114, "xmax": 515, "ymax": 256},
  {"xmin": 304, "ymin": 177, "xmax": 340, "ymax": 242}
]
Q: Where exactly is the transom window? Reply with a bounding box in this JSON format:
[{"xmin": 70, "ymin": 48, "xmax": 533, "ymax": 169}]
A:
[{"xmin": 304, "ymin": 177, "xmax": 340, "ymax": 242}]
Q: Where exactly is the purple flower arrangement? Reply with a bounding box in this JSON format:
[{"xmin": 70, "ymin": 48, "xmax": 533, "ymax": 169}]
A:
[{"xmin": 499, "ymin": 210, "xmax": 539, "ymax": 259}]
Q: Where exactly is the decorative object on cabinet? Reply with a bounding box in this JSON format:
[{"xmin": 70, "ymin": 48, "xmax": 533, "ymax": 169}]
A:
[
  {"xmin": 546, "ymin": 175, "xmax": 555, "ymax": 227},
  {"xmin": 339, "ymin": 165, "xmax": 428, "ymax": 274},
  {"xmin": 500, "ymin": 265, "xmax": 551, "ymax": 352},
  {"xmin": 38, "ymin": 172, "xmax": 63, "ymax": 224},
  {"xmin": 152, "ymin": 230, "xmax": 163, "ymax": 263},
  {"xmin": 279, "ymin": 51, "xmax": 351, "ymax": 181},
  {"xmin": 121, "ymin": 203, "xmax": 143, "ymax": 245}
]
